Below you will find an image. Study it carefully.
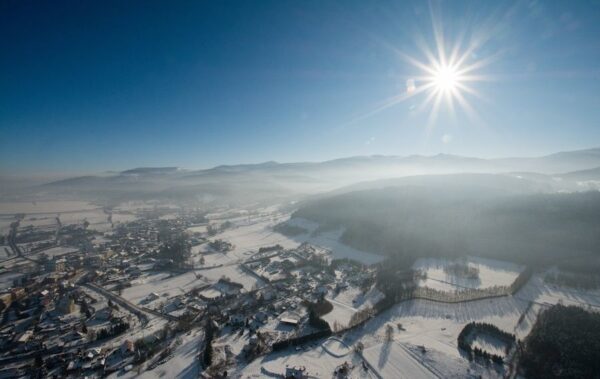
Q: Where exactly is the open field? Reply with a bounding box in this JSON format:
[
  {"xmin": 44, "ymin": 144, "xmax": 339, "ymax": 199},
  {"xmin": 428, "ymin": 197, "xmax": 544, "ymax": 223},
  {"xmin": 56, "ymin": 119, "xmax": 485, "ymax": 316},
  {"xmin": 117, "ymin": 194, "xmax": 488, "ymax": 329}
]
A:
[
  {"xmin": 121, "ymin": 272, "xmax": 208, "ymax": 305},
  {"xmin": 0, "ymin": 200, "xmax": 100, "ymax": 215},
  {"xmin": 362, "ymin": 342, "xmax": 438, "ymax": 378},
  {"xmin": 412, "ymin": 257, "xmax": 524, "ymax": 293}
]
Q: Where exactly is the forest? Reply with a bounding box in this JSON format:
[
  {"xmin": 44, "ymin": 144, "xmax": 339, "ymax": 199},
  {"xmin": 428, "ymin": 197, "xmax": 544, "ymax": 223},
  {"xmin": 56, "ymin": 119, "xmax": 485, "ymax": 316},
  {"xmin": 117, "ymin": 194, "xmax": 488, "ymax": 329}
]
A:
[
  {"xmin": 293, "ymin": 186, "xmax": 600, "ymax": 271},
  {"xmin": 520, "ymin": 305, "xmax": 600, "ymax": 379}
]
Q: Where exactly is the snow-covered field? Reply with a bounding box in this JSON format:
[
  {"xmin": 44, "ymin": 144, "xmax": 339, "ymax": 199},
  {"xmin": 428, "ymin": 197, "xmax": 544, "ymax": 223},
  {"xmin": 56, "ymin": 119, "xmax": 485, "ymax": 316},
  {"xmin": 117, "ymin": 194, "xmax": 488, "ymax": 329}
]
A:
[
  {"xmin": 362, "ymin": 342, "xmax": 438, "ymax": 378},
  {"xmin": 283, "ymin": 217, "xmax": 385, "ymax": 265},
  {"xmin": 412, "ymin": 257, "xmax": 524, "ymax": 292},
  {"xmin": 0, "ymin": 245, "xmax": 14, "ymax": 260},
  {"xmin": 197, "ymin": 265, "xmax": 265, "ymax": 291},
  {"xmin": 324, "ymin": 286, "xmax": 384, "ymax": 329},
  {"xmin": 208, "ymin": 215, "xmax": 385, "ymax": 266},
  {"xmin": 30, "ymin": 246, "xmax": 79, "ymax": 259},
  {"xmin": 122, "ymin": 272, "xmax": 208, "ymax": 305},
  {"xmin": 138, "ymin": 329, "xmax": 204, "ymax": 379},
  {"xmin": 321, "ymin": 337, "xmax": 351, "ymax": 357},
  {"xmin": 186, "ymin": 225, "xmax": 207, "ymax": 234},
  {"xmin": 238, "ymin": 342, "xmax": 377, "ymax": 379},
  {"xmin": 211, "ymin": 217, "xmax": 298, "ymax": 259},
  {"xmin": 191, "ymin": 249, "xmax": 232, "ymax": 266},
  {"xmin": 59, "ymin": 209, "xmax": 110, "ymax": 229},
  {"xmin": 515, "ymin": 274, "xmax": 600, "ymax": 309},
  {"xmin": 20, "ymin": 215, "xmax": 57, "ymax": 229},
  {"xmin": 0, "ymin": 200, "xmax": 99, "ymax": 215},
  {"xmin": 111, "ymin": 212, "xmax": 138, "ymax": 224}
]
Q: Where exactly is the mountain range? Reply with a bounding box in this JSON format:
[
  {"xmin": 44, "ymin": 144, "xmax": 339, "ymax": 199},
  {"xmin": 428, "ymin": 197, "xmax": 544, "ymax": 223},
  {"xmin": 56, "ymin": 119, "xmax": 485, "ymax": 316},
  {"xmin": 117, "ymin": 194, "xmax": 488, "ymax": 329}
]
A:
[{"xmin": 6, "ymin": 147, "xmax": 600, "ymax": 206}]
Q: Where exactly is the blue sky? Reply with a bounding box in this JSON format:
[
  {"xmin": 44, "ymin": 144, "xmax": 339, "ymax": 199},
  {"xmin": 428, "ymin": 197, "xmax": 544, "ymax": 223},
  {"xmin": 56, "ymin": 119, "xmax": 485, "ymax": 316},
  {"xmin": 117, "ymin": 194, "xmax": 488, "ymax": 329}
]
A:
[{"xmin": 1, "ymin": 0, "xmax": 599, "ymax": 173}]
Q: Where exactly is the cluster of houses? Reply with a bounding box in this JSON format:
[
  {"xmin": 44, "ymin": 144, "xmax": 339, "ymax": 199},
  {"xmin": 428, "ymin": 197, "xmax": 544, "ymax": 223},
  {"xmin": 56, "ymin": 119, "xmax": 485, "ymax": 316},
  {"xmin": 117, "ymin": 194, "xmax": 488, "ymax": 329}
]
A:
[{"xmin": 0, "ymin": 206, "xmax": 380, "ymax": 378}]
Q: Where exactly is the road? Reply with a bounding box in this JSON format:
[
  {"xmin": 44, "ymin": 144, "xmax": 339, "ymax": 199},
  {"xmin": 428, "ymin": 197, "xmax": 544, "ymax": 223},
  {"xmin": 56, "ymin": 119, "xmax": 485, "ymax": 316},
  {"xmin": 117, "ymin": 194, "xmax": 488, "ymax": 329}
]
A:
[
  {"xmin": 84, "ymin": 282, "xmax": 179, "ymax": 322},
  {"xmin": 7, "ymin": 220, "xmax": 39, "ymax": 263}
]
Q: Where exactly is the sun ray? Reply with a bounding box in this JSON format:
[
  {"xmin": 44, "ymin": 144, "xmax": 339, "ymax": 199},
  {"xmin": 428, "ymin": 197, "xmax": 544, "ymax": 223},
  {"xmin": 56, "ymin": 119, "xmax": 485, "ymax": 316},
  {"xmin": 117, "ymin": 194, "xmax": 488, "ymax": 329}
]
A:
[{"xmin": 346, "ymin": 2, "xmax": 498, "ymax": 130}]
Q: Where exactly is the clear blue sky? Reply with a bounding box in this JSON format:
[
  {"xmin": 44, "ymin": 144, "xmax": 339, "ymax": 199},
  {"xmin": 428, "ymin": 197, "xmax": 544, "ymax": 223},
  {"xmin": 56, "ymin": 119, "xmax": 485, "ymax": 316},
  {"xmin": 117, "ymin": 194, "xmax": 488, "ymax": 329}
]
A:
[{"xmin": 1, "ymin": 0, "xmax": 599, "ymax": 174}]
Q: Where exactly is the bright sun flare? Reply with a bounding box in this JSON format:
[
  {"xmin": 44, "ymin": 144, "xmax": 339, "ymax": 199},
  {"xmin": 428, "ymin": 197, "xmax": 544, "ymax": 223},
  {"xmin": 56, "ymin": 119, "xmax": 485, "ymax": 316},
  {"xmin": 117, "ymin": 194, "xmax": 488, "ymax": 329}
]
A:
[
  {"xmin": 355, "ymin": 8, "xmax": 500, "ymax": 131},
  {"xmin": 433, "ymin": 65, "xmax": 460, "ymax": 92}
]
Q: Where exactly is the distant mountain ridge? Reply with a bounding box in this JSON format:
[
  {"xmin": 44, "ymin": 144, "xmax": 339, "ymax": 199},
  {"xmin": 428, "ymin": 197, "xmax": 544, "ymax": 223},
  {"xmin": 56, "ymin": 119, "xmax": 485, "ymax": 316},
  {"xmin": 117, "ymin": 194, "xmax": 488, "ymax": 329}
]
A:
[
  {"xmin": 29, "ymin": 147, "xmax": 600, "ymax": 205},
  {"xmin": 44, "ymin": 147, "xmax": 600, "ymax": 183}
]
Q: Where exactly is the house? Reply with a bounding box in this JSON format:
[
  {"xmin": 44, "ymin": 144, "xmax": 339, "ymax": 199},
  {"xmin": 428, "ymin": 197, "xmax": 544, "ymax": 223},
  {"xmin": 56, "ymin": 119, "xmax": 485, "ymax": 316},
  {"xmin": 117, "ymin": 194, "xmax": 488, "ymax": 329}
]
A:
[
  {"xmin": 15, "ymin": 330, "xmax": 33, "ymax": 344},
  {"xmin": 84, "ymin": 253, "xmax": 105, "ymax": 268},
  {"xmin": 254, "ymin": 311, "xmax": 268, "ymax": 323},
  {"xmin": 95, "ymin": 307, "xmax": 113, "ymax": 321},
  {"xmin": 279, "ymin": 317, "xmax": 299, "ymax": 327},
  {"xmin": 314, "ymin": 286, "xmax": 329, "ymax": 300},
  {"xmin": 121, "ymin": 339, "xmax": 135, "ymax": 354},
  {"xmin": 229, "ymin": 314, "xmax": 246, "ymax": 326},
  {"xmin": 146, "ymin": 292, "xmax": 160, "ymax": 302},
  {"xmin": 216, "ymin": 279, "xmax": 243, "ymax": 295},
  {"xmin": 260, "ymin": 289, "xmax": 277, "ymax": 301},
  {"xmin": 285, "ymin": 366, "xmax": 307, "ymax": 379},
  {"xmin": 57, "ymin": 295, "xmax": 75, "ymax": 314},
  {"xmin": 45, "ymin": 257, "xmax": 67, "ymax": 272}
]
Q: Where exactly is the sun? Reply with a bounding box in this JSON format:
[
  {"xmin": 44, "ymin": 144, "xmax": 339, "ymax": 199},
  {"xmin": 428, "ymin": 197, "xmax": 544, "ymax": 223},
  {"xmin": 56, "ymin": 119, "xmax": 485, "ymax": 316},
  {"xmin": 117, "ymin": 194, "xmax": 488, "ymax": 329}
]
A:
[
  {"xmin": 349, "ymin": 7, "xmax": 501, "ymax": 130},
  {"xmin": 433, "ymin": 65, "xmax": 460, "ymax": 92}
]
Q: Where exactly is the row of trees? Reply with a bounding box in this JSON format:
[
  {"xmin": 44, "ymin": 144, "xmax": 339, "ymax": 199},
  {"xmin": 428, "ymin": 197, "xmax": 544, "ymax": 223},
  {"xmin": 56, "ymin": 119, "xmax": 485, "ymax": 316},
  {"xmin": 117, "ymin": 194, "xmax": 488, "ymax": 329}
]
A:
[
  {"xmin": 202, "ymin": 318, "xmax": 216, "ymax": 367},
  {"xmin": 95, "ymin": 320, "xmax": 130, "ymax": 340},
  {"xmin": 373, "ymin": 263, "xmax": 533, "ymax": 314}
]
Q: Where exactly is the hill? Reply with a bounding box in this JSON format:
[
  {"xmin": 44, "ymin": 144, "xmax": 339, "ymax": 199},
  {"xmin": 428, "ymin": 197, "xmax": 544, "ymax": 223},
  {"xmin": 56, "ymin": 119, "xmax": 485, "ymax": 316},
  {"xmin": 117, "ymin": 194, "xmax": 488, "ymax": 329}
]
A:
[{"xmin": 292, "ymin": 177, "xmax": 600, "ymax": 269}]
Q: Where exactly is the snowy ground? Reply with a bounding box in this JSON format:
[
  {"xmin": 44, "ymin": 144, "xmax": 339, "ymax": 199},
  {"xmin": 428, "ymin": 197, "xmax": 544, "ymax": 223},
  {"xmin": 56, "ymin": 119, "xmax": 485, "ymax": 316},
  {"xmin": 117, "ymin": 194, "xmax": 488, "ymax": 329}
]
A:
[
  {"xmin": 191, "ymin": 248, "xmax": 233, "ymax": 267},
  {"xmin": 121, "ymin": 272, "xmax": 208, "ymax": 305},
  {"xmin": 324, "ymin": 286, "xmax": 384, "ymax": 329},
  {"xmin": 20, "ymin": 215, "xmax": 57, "ymax": 229},
  {"xmin": 412, "ymin": 257, "xmax": 524, "ymax": 293},
  {"xmin": 59, "ymin": 209, "xmax": 111, "ymax": 231},
  {"xmin": 186, "ymin": 225, "xmax": 207, "ymax": 234},
  {"xmin": 238, "ymin": 342, "xmax": 378, "ymax": 379},
  {"xmin": 282, "ymin": 217, "xmax": 385, "ymax": 265},
  {"xmin": 30, "ymin": 246, "xmax": 79, "ymax": 259},
  {"xmin": 210, "ymin": 216, "xmax": 298, "ymax": 260},
  {"xmin": 0, "ymin": 200, "xmax": 99, "ymax": 215},
  {"xmin": 361, "ymin": 342, "xmax": 438, "ymax": 378},
  {"xmin": 515, "ymin": 274, "xmax": 600, "ymax": 309},
  {"xmin": 111, "ymin": 212, "xmax": 138, "ymax": 224},
  {"xmin": 0, "ymin": 245, "xmax": 14, "ymax": 260},
  {"xmin": 138, "ymin": 328, "xmax": 204, "ymax": 379},
  {"xmin": 205, "ymin": 214, "xmax": 385, "ymax": 266},
  {"xmin": 344, "ymin": 295, "xmax": 530, "ymax": 349},
  {"xmin": 197, "ymin": 265, "xmax": 265, "ymax": 291}
]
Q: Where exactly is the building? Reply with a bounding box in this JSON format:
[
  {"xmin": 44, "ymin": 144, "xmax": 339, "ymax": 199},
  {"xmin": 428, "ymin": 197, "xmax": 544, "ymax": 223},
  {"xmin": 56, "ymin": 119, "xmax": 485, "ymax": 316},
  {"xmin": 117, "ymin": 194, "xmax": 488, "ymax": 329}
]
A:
[
  {"xmin": 285, "ymin": 366, "xmax": 307, "ymax": 379},
  {"xmin": 57, "ymin": 295, "xmax": 75, "ymax": 314},
  {"xmin": 229, "ymin": 314, "xmax": 246, "ymax": 326},
  {"xmin": 45, "ymin": 257, "xmax": 67, "ymax": 272}
]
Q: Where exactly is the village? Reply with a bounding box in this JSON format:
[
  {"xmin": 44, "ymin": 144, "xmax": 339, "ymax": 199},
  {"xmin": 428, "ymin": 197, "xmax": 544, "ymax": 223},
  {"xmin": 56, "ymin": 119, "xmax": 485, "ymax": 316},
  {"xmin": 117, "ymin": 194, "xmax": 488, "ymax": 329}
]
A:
[
  {"xmin": 0, "ymin": 202, "xmax": 384, "ymax": 378},
  {"xmin": 1, "ymin": 201, "xmax": 600, "ymax": 378}
]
